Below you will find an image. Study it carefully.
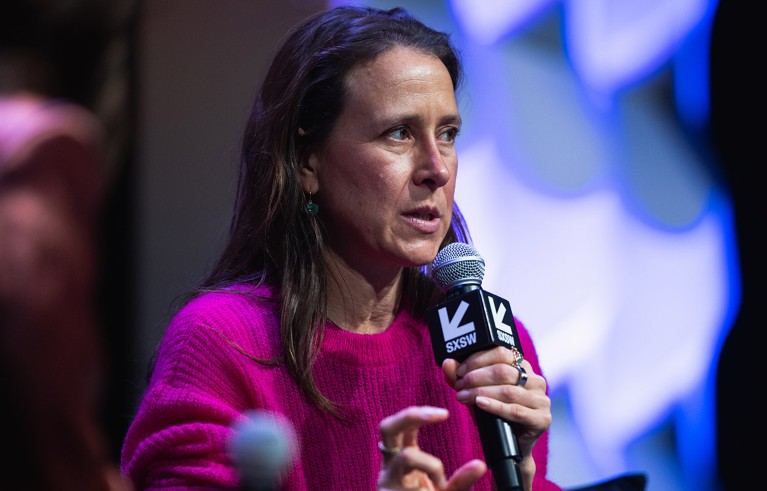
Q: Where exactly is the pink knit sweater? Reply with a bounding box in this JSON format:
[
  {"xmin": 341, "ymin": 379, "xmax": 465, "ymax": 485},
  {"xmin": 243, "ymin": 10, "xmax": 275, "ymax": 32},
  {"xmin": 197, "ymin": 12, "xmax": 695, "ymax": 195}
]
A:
[{"xmin": 120, "ymin": 284, "xmax": 561, "ymax": 490}]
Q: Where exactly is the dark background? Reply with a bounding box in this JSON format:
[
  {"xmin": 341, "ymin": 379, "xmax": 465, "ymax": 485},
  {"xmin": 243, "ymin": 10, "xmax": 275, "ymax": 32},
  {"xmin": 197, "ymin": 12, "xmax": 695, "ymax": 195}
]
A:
[{"xmin": 710, "ymin": 1, "xmax": 764, "ymax": 490}]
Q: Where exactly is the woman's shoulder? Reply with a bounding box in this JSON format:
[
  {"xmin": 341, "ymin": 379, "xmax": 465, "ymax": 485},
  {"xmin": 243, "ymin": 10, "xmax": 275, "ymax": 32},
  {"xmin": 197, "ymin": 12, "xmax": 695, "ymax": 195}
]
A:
[
  {"xmin": 138, "ymin": 284, "xmax": 284, "ymax": 414},
  {"xmin": 177, "ymin": 283, "xmax": 279, "ymax": 319},
  {"xmin": 163, "ymin": 283, "xmax": 281, "ymax": 345}
]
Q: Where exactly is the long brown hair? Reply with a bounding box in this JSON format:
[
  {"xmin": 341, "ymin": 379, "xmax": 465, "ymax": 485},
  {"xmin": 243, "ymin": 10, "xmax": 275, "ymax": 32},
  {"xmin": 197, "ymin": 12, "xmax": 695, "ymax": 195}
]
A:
[{"xmin": 199, "ymin": 6, "xmax": 472, "ymax": 414}]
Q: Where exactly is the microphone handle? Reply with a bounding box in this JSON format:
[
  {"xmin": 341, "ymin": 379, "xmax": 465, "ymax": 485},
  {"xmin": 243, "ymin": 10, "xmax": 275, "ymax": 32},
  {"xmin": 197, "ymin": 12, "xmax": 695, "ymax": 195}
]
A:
[{"xmin": 474, "ymin": 408, "xmax": 523, "ymax": 491}]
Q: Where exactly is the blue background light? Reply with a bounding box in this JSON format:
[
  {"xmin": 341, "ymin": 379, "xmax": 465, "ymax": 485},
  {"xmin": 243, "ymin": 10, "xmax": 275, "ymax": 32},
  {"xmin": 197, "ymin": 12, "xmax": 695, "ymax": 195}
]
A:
[{"xmin": 337, "ymin": 1, "xmax": 734, "ymax": 489}]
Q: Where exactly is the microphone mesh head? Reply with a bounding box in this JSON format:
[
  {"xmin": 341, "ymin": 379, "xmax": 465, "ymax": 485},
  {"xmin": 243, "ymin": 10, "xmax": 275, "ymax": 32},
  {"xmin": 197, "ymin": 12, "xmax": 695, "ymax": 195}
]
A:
[
  {"xmin": 430, "ymin": 242, "xmax": 485, "ymax": 293},
  {"xmin": 229, "ymin": 410, "xmax": 297, "ymax": 487}
]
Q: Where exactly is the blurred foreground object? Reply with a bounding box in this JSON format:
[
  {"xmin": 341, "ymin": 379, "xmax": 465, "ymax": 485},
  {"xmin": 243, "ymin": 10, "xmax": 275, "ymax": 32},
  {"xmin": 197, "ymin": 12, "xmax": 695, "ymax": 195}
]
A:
[
  {"xmin": 229, "ymin": 410, "xmax": 299, "ymax": 491},
  {"xmin": 0, "ymin": 94, "xmax": 129, "ymax": 490}
]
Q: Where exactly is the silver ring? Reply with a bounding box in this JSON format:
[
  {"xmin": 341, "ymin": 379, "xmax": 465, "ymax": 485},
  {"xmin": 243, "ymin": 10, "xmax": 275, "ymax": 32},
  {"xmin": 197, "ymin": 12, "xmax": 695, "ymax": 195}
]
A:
[
  {"xmin": 378, "ymin": 441, "xmax": 401, "ymax": 459},
  {"xmin": 515, "ymin": 366, "xmax": 528, "ymax": 387}
]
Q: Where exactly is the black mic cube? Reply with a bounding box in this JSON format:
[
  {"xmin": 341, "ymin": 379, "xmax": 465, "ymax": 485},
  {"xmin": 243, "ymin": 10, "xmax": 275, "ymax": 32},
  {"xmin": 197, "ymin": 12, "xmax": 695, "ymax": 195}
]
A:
[{"xmin": 426, "ymin": 287, "xmax": 523, "ymax": 366}]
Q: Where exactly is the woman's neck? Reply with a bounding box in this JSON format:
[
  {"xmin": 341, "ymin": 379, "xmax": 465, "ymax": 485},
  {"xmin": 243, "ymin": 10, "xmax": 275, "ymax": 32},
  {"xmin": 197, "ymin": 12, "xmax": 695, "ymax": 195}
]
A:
[{"xmin": 324, "ymin": 252, "xmax": 403, "ymax": 334}]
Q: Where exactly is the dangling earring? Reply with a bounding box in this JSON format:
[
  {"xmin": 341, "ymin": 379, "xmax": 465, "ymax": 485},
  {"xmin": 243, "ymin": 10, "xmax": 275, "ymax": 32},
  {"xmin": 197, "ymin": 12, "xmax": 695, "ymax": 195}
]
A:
[{"xmin": 305, "ymin": 192, "xmax": 319, "ymax": 215}]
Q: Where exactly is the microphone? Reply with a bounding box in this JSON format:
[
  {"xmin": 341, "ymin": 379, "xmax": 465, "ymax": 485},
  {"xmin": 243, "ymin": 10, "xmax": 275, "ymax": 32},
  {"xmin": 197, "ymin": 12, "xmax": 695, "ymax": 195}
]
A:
[
  {"xmin": 228, "ymin": 410, "xmax": 298, "ymax": 491},
  {"xmin": 426, "ymin": 242, "xmax": 524, "ymax": 491}
]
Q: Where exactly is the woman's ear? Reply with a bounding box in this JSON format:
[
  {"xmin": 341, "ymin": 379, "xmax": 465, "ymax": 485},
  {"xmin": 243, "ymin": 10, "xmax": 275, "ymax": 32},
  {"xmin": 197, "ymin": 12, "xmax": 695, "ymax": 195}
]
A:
[{"xmin": 300, "ymin": 152, "xmax": 319, "ymax": 194}]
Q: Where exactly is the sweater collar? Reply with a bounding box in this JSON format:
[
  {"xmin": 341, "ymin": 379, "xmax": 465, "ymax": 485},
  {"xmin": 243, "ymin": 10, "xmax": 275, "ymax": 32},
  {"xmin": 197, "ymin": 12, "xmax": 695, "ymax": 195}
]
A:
[{"xmin": 319, "ymin": 309, "xmax": 430, "ymax": 367}]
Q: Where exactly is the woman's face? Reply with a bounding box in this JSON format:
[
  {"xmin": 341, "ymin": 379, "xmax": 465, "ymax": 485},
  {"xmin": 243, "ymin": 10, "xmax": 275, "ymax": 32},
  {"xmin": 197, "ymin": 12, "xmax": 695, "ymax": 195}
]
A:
[{"xmin": 304, "ymin": 46, "xmax": 460, "ymax": 277}]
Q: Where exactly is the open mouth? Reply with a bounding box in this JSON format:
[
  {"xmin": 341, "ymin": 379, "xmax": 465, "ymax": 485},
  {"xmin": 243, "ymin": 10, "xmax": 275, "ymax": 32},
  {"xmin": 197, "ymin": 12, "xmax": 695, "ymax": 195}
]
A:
[
  {"xmin": 408, "ymin": 212, "xmax": 435, "ymax": 221},
  {"xmin": 403, "ymin": 209, "xmax": 442, "ymax": 233}
]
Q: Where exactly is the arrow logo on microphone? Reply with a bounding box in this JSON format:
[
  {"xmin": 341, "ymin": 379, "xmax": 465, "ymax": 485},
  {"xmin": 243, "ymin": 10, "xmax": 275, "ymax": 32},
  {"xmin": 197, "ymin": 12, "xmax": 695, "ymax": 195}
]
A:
[
  {"xmin": 488, "ymin": 296, "xmax": 513, "ymax": 334},
  {"xmin": 438, "ymin": 301, "xmax": 475, "ymax": 341}
]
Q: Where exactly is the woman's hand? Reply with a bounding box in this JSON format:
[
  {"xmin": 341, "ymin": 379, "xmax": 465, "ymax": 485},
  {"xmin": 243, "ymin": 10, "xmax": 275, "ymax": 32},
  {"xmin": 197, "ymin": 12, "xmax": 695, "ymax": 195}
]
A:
[
  {"xmin": 377, "ymin": 406, "xmax": 487, "ymax": 491},
  {"xmin": 442, "ymin": 346, "xmax": 552, "ymax": 489}
]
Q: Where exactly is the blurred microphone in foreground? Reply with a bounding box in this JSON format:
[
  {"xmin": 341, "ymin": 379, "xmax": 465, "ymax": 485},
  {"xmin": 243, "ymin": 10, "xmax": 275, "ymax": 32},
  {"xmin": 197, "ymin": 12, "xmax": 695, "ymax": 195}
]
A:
[{"xmin": 228, "ymin": 410, "xmax": 298, "ymax": 491}]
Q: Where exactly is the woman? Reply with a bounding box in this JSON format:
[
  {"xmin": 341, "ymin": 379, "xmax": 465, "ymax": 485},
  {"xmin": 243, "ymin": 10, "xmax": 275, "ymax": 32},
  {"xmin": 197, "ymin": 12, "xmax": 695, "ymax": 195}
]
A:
[{"xmin": 121, "ymin": 6, "xmax": 560, "ymax": 491}]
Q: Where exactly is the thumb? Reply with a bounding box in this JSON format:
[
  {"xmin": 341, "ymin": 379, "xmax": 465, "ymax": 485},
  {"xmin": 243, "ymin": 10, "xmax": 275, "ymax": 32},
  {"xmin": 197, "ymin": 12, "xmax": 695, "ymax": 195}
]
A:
[{"xmin": 441, "ymin": 358, "xmax": 461, "ymax": 388}]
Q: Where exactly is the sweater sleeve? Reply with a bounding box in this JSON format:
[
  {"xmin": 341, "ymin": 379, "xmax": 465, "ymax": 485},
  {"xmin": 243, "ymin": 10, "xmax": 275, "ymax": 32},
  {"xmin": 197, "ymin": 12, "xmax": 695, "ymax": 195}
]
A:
[
  {"xmin": 120, "ymin": 295, "xmax": 267, "ymax": 491},
  {"xmin": 515, "ymin": 318, "xmax": 563, "ymax": 491}
]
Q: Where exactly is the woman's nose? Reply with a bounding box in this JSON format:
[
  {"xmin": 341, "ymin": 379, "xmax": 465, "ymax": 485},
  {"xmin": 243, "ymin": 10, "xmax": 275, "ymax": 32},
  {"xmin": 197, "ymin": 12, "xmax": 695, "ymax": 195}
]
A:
[{"xmin": 413, "ymin": 139, "xmax": 451, "ymax": 189}]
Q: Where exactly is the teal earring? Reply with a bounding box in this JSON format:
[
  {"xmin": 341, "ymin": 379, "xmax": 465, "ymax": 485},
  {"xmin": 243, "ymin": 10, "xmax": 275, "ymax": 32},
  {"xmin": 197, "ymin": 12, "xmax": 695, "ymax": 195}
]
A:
[{"xmin": 306, "ymin": 193, "xmax": 319, "ymax": 215}]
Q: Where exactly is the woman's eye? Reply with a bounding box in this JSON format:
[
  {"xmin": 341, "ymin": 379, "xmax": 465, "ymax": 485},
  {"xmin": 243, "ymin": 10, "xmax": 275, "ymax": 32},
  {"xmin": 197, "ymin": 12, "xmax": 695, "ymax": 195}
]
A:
[
  {"xmin": 440, "ymin": 127, "xmax": 460, "ymax": 142},
  {"xmin": 388, "ymin": 127, "xmax": 409, "ymax": 140}
]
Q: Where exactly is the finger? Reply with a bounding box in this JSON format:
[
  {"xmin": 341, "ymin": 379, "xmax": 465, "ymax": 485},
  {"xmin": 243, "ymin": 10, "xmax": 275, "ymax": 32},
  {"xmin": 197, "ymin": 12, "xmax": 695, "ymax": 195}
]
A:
[
  {"xmin": 441, "ymin": 358, "xmax": 460, "ymax": 387},
  {"xmin": 454, "ymin": 364, "xmax": 518, "ymax": 391},
  {"xmin": 455, "ymin": 360, "xmax": 544, "ymax": 392},
  {"xmin": 455, "ymin": 346, "xmax": 522, "ymax": 378},
  {"xmin": 457, "ymin": 378, "xmax": 550, "ymax": 413},
  {"xmin": 379, "ymin": 406, "xmax": 449, "ymax": 450},
  {"xmin": 475, "ymin": 395, "xmax": 552, "ymax": 432},
  {"xmin": 378, "ymin": 447, "xmax": 448, "ymax": 489},
  {"xmin": 445, "ymin": 459, "xmax": 487, "ymax": 491},
  {"xmin": 456, "ymin": 383, "xmax": 523, "ymax": 408}
]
